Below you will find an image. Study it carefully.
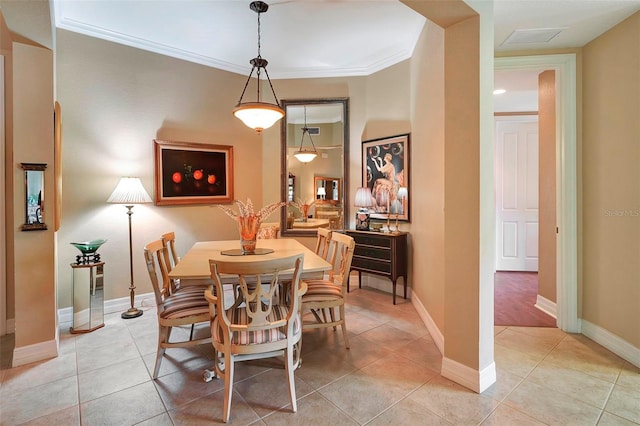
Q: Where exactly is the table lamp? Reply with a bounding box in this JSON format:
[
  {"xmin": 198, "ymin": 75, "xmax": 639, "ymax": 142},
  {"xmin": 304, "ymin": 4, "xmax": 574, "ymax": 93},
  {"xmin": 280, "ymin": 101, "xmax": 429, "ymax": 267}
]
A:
[
  {"xmin": 107, "ymin": 177, "xmax": 152, "ymax": 319},
  {"xmin": 378, "ymin": 189, "xmax": 391, "ymax": 232},
  {"xmin": 354, "ymin": 187, "xmax": 374, "ymax": 231},
  {"xmin": 317, "ymin": 186, "xmax": 326, "ymax": 201},
  {"xmin": 394, "ymin": 186, "xmax": 408, "ymax": 233}
]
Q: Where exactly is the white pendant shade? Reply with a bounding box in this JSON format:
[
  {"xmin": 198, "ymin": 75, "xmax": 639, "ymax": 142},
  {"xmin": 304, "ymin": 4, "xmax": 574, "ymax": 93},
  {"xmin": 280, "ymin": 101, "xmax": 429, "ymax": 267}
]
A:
[
  {"xmin": 233, "ymin": 102, "xmax": 284, "ymax": 133},
  {"xmin": 293, "ymin": 151, "xmax": 317, "ymax": 163},
  {"xmin": 107, "ymin": 177, "xmax": 152, "ymax": 205}
]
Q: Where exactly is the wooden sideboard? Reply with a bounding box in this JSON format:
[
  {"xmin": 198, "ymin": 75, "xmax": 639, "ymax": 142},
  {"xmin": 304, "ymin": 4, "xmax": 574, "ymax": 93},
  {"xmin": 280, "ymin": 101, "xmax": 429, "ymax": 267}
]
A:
[{"xmin": 345, "ymin": 230, "xmax": 408, "ymax": 304}]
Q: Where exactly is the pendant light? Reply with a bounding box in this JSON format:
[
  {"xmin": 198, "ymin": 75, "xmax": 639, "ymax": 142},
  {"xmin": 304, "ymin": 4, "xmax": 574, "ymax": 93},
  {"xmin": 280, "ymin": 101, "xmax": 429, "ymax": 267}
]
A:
[
  {"xmin": 233, "ymin": 1, "xmax": 284, "ymax": 134},
  {"xmin": 293, "ymin": 106, "xmax": 318, "ymax": 163}
]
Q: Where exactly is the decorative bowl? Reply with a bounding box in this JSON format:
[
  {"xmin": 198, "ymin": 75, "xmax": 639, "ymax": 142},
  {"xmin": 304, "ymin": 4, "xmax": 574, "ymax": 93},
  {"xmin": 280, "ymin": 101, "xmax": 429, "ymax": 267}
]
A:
[{"xmin": 70, "ymin": 239, "xmax": 107, "ymax": 254}]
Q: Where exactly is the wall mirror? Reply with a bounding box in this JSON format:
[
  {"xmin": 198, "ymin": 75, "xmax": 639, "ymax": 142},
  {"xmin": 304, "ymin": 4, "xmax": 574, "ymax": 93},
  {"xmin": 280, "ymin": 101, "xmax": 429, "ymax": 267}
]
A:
[
  {"xmin": 21, "ymin": 163, "xmax": 48, "ymax": 231},
  {"xmin": 280, "ymin": 98, "xmax": 349, "ymax": 236}
]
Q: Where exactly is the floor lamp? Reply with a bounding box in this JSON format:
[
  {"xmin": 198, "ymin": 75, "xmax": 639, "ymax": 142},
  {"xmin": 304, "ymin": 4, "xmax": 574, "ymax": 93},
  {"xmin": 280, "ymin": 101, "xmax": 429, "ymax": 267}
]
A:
[{"xmin": 107, "ymin": 177, "xmax": 152, "ymax": 319}]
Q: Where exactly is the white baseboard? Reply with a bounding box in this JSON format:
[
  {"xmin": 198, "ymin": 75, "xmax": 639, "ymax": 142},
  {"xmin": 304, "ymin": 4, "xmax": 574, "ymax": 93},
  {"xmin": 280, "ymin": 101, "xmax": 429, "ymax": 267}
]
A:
[
  {"xmin": 12, "ymin": 338, "xmax": 58, "ymax": 367},
  {"xmin": 581, "ymin": 319, "xmax": 640, "ymax": 368},
  {"xmin": 441, "ymin": 356, "xmax": 496, "ymax": 393},
  {"xmin": 411, "ymin": 293, "xmax": 444, "ymax": 355},
  {"xmin": 535, "ymin": 294, "xmax": 557, "ymax": 318}
]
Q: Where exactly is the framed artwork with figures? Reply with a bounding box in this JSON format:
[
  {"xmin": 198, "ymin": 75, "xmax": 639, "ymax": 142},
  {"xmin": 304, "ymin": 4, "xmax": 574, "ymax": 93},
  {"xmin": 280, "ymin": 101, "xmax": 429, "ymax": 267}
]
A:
[{"xmin": 362, "ymin": 133, "xmax": 410, "ymax": 222}]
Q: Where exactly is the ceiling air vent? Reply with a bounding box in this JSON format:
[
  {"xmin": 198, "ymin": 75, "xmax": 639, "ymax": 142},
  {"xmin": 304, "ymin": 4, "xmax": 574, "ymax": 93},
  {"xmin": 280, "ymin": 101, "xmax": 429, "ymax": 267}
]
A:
[{"xmin": 503, "ymin": 28, "xmax": 566, "ymax": 45}]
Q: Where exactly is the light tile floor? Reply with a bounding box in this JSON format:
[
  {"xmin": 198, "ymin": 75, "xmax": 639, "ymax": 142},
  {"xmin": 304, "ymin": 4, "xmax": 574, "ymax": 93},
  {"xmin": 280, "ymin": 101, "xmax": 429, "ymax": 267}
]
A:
[{"xmin": 1, "ymin": 286, "xmax": 639, "ymax": 425}]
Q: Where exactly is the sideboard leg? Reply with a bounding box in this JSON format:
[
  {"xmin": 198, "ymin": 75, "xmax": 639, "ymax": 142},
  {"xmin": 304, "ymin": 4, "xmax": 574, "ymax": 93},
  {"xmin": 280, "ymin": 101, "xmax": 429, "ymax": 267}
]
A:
[
  {"xmin": 404, "ymin": 276, "xmax": 407, "ymax": 299},
  {"xmin": 392, "ymin": 279, "xmax": 397, "ymax": 305}
]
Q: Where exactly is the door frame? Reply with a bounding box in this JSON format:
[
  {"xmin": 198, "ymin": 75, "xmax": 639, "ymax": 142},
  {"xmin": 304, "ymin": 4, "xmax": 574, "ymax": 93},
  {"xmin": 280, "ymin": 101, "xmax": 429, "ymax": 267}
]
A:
[
  {"xmin": 495, "ymin": 54, "xmax": 579, "ymax": 333},
  {"xmin": 1, "ymin": 55, "xmax": 6, "ymax": 336}
]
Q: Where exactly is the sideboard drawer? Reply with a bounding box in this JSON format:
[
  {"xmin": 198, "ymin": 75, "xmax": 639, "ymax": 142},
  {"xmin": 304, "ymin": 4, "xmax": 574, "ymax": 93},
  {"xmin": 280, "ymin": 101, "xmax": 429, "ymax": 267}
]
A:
[
  {"xmin": 354, "ymin": 245, "xmax": 391, "ymax": 260},
  {"xmin": 351, "ymin": 234, "xmax": 392, "ymax": 248},
  {"xmin": 352, "ymin": 257, "xmax": 391, "ymax": 274}
]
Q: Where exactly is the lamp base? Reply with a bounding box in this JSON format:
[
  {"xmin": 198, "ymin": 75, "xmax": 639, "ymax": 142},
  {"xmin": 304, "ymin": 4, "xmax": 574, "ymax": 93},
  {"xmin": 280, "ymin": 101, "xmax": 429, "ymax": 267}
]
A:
[
  {"xmin": 355, "ymin": 210, "xmax": 371, "ymax": 231},
  {"xmin": 121, "ymin": 307, "xmax": 143, "ymax": 319}
]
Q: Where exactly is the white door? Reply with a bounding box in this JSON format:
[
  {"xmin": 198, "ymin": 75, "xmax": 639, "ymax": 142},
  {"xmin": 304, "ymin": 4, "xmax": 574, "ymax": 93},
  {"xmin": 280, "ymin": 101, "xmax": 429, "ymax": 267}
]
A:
[{"xmin": 495, "ymin": 117, "xmax": 539, "ymax": 271}]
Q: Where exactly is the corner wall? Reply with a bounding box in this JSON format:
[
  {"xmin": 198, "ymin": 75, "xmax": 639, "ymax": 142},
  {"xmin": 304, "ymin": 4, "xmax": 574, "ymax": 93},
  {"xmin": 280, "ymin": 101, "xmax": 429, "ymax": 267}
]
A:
[
  {"xmin": 582, "ymin": 11, "xmax": 640, "ymax": 349},
  {"xmin": 12, "ymin": 41, "xmax": 57, "ymax": 365},
  {"xmin": 538, "ymin": 70, "xmax": 557, "ymax": 304}
]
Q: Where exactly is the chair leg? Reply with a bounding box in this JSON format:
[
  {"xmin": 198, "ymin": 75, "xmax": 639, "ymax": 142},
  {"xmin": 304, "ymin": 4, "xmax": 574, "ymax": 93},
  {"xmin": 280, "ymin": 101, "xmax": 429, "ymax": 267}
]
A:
[
  {"xmin": 329, "ymin": 307, "xmax": 337, "ymax": 330},
  {"xmin": 285, "ymin": 345, "xmax": 298, "ymax": 413},
  {"xmin": 222, "ymin": 355, "xmax": 235, "ymax": 423},
  {"xmin": 153, "ymin": 326, "xmax": 169, "ymax": 379},
  {"xmin": 339, "ymin": 305, "xmax": 350, "ymax": 349}
]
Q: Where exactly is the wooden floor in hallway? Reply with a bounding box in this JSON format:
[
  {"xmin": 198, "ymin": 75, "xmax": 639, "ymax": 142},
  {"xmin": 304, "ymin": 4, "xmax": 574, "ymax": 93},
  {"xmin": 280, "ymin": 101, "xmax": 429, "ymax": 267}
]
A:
[{"xmin": 494, "ymin": 271, "xmax": 557, "ymax": 327}]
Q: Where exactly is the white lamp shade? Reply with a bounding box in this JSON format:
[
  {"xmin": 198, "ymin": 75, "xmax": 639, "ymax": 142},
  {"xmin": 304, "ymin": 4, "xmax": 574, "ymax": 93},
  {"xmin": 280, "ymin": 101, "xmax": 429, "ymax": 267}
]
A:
[
  {"xmin": 233, "ymin": 102, "xmax": 284, "ymax": 133},
  {"xmin": 354, "ymin": 187, "xmax": 374, "ymax": 208},
  {"xmin": 107, "ymin": 177, "xmax": 152, "ymax": 204},
  {"xmin": 317, "ymin": 187, "xmax": 326, "ymax": 196},
  {"xmin": 397, "ymin": 187, "xmax": 408, "ymax": 200},
  {"xmin": 293, "ymin": 151, "xmax": 317, "ymax": 163}
]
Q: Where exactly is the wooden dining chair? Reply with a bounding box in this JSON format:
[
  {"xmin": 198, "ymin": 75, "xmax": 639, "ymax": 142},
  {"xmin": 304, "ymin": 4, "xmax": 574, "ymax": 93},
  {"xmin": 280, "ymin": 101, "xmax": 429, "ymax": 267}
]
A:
[
  {"xmin": 204, "ymin": 254, "xmax": 306, "ymax": 423},
  {"xmin": 161, "ymin": 231, "xmax": 210, "ymax": 294},
  {"xmin": 257, "ymin": 224, "xmax": 279, "ymax": 239},
  {"xmin": 314, "ymin": 228, "xmax": 332, "ymax": 260},
  {"xmin": 143, "ymin": 239, "xmax": 211, "ymax": 379},
  {"xmin": 302, "ymin": 232, "xmax": 355, "ymax": 349}
]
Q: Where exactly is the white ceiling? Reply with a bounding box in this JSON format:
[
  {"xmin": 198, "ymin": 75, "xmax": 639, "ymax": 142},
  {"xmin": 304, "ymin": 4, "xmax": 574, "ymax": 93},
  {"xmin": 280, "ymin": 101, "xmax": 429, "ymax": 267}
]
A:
[{"xmin": 52, "ymin": 0, "xmax": 640, "ymax": 109}]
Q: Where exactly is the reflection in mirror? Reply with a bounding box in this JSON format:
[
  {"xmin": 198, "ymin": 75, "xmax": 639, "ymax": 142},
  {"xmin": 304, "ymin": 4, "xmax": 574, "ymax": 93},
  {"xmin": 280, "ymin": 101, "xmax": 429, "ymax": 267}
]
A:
[
  {"xmin": 315, "ymin": 176, "xmax": 341, "ymax": 204},
  {"xmin": 280, "ymin": 99, "xmax": 349, "ymax": 236},
  {"xmin": 21, "ymin": 163, "xmax": 48, "ymax": 231}
]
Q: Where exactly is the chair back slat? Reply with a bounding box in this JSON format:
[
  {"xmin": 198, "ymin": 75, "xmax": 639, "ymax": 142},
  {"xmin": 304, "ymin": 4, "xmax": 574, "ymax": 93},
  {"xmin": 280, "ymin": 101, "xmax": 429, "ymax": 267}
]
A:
[
  {"xmin": 326, "ymin": 232, "xmax": 355, "ymax": 288},
  {"xmin": 315, "ymin": 228, "xmax": 332, "ymax": 260},
  {"xmin": 160, "ymin": 231, "xmax": 181, "ymax": 294},
  {"xmin": 144, "ymin": 239, "xmax": 173, "ymax": 307}
]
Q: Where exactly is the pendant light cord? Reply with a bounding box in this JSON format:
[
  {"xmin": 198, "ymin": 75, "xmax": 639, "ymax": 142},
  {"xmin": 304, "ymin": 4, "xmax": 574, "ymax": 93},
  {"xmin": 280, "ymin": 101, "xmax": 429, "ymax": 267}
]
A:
[
  {"xmin": 235, "ymin": 3, "xmax": 281, "ymax": 107},
  {"xmin": 298, "ymin": 107, "xmax": 318, "ymax": 152}
]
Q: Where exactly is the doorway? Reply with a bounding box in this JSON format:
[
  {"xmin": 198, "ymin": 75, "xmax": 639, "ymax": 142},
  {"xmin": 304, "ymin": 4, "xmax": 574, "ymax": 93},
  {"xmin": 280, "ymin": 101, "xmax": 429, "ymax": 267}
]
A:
[{"xmin": 494, "ymin": 54, "xmax": 579, "ymax": 333}]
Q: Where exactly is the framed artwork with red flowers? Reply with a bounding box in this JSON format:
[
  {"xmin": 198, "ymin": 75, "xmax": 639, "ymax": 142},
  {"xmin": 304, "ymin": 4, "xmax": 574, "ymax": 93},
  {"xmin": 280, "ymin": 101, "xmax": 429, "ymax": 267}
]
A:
[
  {"xmin": 362, "ymin": 133, "xmax": 410, "ymax": 222},
  {"xmin": 154, "ymin": 139, "xmax": 234, "ymax": 206}
]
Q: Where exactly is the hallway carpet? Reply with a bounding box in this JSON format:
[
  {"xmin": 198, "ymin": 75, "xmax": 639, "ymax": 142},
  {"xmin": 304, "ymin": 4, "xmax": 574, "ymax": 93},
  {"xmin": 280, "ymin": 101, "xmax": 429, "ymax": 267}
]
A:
[{"xmin": 494, "ymin": 271, "xmax": 557, "ymax": 327}]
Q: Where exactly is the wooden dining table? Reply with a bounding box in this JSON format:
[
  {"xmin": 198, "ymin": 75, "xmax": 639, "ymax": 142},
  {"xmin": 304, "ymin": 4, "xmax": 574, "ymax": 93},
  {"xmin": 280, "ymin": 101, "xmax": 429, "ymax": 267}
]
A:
[{"xmin": 168, "ymin": 238, "xmax": 332, "ymax": 281}]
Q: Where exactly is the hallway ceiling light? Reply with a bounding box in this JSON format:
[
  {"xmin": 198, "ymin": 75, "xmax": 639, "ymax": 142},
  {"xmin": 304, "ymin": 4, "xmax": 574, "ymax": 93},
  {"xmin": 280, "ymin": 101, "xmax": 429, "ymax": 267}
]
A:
[{"xmin": 233, "ymin": 1, "xmax": 284, "ymax": 134}]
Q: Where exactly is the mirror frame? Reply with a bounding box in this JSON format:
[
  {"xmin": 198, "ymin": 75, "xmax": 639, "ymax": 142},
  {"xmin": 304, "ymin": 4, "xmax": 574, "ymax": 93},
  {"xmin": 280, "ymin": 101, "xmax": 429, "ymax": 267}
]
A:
[
  {"xmin": 314, "ymin": 176, "xmax": 341, "ymax": 205},
  {"xmin": 280, "ymin": 98, "xmax": 349, "ymax": 237},
  {"xmin": 21, "ymin": 162, "xmax": 48, "ymax": 231}
]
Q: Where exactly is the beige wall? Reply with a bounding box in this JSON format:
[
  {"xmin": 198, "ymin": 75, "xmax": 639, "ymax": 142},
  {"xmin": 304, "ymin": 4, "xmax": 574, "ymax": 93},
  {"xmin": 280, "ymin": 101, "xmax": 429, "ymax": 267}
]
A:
[
  {"xmin": 443, "ymin": 15, "xmax": 482, "ymax": 369},
  {"xmin": 582, "ymin": 11, "xmax": 640, "ymax": 348},
  {"xmin": 1, "ymin": 10, "xmax": 15, "ymax": 323},
  {"xmin": 12, "ymin": 41, "xmax": 56, "ymax": 351},
  {"xmin": 409, "ymin": 20, "xmax": 446, "ymax": 332},
  {"xmin": 55, "ymin": 29, "xmax": 265, "ymax": 305},
  {"xmin": 538, "ymin": 70, "xmax": 557, "ymax": 303}
]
